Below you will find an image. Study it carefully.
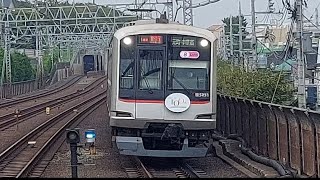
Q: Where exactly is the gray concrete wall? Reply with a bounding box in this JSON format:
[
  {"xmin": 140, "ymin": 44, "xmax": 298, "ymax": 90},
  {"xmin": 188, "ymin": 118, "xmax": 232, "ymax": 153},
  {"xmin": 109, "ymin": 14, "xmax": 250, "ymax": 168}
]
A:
[
  {"xmin": 57, "ymin": 68, "xmax": 71, "ymax": 81},
  {"xmin": 73, "ymin": 64, "xmax": 83, "ymax": 75}
]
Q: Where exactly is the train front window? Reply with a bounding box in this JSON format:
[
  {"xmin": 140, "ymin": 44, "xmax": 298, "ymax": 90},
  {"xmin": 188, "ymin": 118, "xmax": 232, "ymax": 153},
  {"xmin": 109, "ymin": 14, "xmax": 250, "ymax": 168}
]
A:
[
  {"xmin": 168, "ymin": 60, "xmax": 209, "ymax": 90},
  {"xmin": 120, "ymin": 39, "xmax": 135, "ymax": 90},
  {"xmin": 120, "ymin": 59, "xmax": 134, "ymax": 89},
  {"xmin": 138, "ymin": 49, "xmax": 163, "ymax": 90}
]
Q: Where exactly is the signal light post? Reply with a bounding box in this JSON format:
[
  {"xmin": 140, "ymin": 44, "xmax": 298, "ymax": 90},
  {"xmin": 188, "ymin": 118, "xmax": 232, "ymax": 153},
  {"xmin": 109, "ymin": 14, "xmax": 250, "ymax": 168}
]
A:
[
  {"xmin": 66, "ymin": 128, "xmax": 80, "ymax": 178},
  {"xmin": 66, "ymin": 128, "xmax": 98, "ymax": 178}
]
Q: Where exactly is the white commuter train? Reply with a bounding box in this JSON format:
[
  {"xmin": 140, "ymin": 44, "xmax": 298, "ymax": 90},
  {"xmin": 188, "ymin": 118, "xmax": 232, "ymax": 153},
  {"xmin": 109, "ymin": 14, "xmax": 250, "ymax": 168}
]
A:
[{"xmin": 107, "ymin": 18, "xmax": 217, "ymax": 157}]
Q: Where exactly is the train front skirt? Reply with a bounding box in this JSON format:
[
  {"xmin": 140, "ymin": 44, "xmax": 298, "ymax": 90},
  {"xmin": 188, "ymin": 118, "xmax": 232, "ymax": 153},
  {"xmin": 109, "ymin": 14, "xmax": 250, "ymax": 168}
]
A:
[{"xmin": 115, "ymin": 136, "xmax": 209, "ymax": 157}]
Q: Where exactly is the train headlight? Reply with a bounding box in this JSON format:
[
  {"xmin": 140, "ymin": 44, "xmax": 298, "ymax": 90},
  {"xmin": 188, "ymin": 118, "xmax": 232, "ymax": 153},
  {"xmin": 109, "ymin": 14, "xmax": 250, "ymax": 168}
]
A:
[
  {"xmin": 200, "ymin": 39, "xmax": 208, "ymax": 47},
  {"xmin": 123, "ymin": 37, "xmax": 132, "ymax": 45}
]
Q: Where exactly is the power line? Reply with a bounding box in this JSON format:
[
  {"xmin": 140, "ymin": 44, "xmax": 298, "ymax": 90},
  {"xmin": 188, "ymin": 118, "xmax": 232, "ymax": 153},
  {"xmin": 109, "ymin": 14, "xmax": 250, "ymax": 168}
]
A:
[
  {"xmin": 303, "ymin": 14, "xmax": 320, "ymax": 30},
  {"xmin": 258, "ymin": 36, "xmax": 320, "ymax": 82},
  {"xmin": 189, "ymin": 0, "xmax": 220, "ymax": 8},
  {"xmin": 309, "ymin": 2, "xmax": 320, "ymax": 19}
]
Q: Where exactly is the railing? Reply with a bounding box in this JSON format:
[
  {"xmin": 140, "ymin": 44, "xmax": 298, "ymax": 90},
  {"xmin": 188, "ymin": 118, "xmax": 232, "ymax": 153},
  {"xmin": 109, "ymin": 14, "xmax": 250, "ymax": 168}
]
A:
[
  {"xmin": 217, "ymin": 94, "xmax": 320, "ymax": 177},
  {"xmin": 0, "ymin": 76, "xmax": 50, "ymax": 99}
]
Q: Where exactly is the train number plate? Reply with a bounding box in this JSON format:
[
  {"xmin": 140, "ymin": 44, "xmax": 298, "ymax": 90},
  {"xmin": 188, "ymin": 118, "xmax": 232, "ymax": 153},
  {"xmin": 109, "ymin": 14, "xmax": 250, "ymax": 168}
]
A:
[{"xmin": 194, "ymin": 93, "xmax": 209, "ymax": 98}]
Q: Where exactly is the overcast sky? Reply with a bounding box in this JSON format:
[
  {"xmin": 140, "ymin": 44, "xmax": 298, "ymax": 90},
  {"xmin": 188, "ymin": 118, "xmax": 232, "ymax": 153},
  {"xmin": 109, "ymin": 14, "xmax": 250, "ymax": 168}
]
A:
[{"xmin": 71, "ymin": 0, "xmax": 320, "ymax": 28}]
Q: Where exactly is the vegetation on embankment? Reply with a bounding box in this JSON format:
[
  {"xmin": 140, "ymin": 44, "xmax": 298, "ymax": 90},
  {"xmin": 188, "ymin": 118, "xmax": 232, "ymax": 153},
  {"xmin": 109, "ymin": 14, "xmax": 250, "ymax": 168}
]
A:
[{"xmin": 217, "ymin": 60, "xmax": 295, "ymax": 105}]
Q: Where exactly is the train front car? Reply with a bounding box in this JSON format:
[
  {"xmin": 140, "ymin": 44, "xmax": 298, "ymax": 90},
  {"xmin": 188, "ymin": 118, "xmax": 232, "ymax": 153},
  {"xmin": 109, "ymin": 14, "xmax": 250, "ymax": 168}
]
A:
[{"xmin": 109, "ymin": 22, "xmax": 217, "ymax": 157}]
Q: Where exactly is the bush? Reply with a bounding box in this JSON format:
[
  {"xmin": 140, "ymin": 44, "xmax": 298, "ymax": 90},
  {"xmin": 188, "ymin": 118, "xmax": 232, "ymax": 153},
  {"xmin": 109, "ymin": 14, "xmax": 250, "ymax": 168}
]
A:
[{"xmin": 217, "ymin": 60, "xmax": 294, "ymax": 105}]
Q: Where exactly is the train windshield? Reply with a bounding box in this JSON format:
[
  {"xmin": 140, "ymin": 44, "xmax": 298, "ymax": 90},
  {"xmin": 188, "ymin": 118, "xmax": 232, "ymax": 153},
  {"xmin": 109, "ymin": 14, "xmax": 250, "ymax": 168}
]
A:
[
  {"xmin": 168, "ymin": 60, "xmax": 209, "ymax": 91},
  {"xmin": 119, "ymin": 34, "xmax": 211, "ymax": 101}
]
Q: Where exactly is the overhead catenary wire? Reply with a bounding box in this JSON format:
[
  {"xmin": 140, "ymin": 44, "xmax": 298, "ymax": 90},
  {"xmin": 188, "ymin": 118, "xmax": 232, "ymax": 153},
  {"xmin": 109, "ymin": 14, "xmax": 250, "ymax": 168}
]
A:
[
  {"xmin": 308, "ymin": 1, "xmax": 320, "ymax": 19},
  {"xmin": 261, "ymin": 20, "xmax": 294, "ymax": 62},
  {"xmin": 258, "ymin": 38, "xmax": 320, "ymax": 82},
  {"xmin": 303, "ymin": 14, "xmax": 320, "ymax": 30},
  {"xmin": 270, "ymin": 40, "xmax": 290, "ymax": 103},
  {"xmin": 270, "ymin": 25, "xmax": 293, "ymax": 104},
  {"xmin": 257, "ymin": 12, "xmax": 293, "ymax": 103}
]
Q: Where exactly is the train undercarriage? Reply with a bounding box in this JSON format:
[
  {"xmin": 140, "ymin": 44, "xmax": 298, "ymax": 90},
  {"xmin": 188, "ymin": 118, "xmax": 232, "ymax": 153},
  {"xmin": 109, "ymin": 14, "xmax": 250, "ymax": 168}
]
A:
[{"xmin": 111, "ymin": 123, "xmax": 214, "ymax": 157}]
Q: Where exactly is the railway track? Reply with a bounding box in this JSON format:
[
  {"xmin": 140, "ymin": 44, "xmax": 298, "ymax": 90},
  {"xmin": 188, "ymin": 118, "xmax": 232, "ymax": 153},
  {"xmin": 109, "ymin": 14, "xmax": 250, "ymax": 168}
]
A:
[
  {"xmin": 126, "ymin": 157, "xmax": 209, "ymax": 178},
  {"xmin": 0, "ymin": 76, "xmax": 106, "ymax": 131},
  {"xmin": 0, "ymin": 90, "xmax": 107, "ymax": 178},
  {"xmin": 0, "ymin": 75, "xmax": 82, "ymax": 109}
]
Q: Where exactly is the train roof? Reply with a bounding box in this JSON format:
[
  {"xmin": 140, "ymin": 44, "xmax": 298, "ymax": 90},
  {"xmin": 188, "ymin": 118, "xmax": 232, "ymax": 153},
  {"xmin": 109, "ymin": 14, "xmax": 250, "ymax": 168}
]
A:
[
  {"xmin": 114, "ymin": 21, "xmax": 217, "ymax": 42},
  {"xmin": 124, "ymin": 19, "xmax": 180, "ymax": 26}
]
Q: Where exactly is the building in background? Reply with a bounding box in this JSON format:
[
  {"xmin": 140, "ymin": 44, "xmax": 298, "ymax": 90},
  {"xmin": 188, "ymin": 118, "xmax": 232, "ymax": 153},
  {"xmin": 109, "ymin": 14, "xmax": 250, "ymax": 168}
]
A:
[{"xmin": 207, "ymin": 24, "xmax": 227, "ymax": 60}]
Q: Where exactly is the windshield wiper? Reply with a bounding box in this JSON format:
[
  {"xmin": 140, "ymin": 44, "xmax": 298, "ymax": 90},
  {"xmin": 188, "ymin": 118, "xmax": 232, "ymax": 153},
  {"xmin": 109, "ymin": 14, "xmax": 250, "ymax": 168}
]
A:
[
  {"xmin": 142, "ymin": 75, "xmax": 153, "ymax": 94},
  {"xmin": 141, "ymin": 68, "xmax": 161, "ymax": 94},
  {"xmin": 171, "ymin": 75, "xmax": 192, "ymax": 95},
  {"xmin": 140, "ymin": 66, "xmax": 153, "ymax": 94}
]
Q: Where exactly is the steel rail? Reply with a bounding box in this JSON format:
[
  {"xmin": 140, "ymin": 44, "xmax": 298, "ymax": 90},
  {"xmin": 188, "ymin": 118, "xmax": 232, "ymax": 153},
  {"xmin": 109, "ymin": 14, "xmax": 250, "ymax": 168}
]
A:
[
  {"xmin": 135, "ymin": 157, "xmax": 154, "ymax": 178},
  {"xmin": 135, "ymin": 157, "xmax": 208, "ymax": 178},
  {"xmin": 0, "ymin": 75, "xmax": 83, "ymax": 109},
  {"xmin": 17, "ymin": 95, "xmax": 106, "ymax": 177},
  {"xmin": 0, "ymin": 89, "xmax": 106, "ymax": 177},
  {"xmin": 0, "ymin": 76, "xmax": 106, "ymax": 131}
]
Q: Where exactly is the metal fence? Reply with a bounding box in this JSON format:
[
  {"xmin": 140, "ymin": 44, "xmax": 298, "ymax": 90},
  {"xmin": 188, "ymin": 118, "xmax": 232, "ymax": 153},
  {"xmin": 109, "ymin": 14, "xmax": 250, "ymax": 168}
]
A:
[
  {"xmin": 0, "ymin": 77, "xmax": 50, "ymax": 99},
  {"xmin": 217, "ymin": 94, "xmax": 320, "ymax": 177}
]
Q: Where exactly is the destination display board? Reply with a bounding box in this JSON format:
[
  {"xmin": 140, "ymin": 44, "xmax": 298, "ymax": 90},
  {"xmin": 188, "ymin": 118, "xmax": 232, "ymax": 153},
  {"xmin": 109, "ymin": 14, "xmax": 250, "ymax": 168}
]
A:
[{"xmin": 171, "ymin": 36, "xmax": 196, "ymax": 47}]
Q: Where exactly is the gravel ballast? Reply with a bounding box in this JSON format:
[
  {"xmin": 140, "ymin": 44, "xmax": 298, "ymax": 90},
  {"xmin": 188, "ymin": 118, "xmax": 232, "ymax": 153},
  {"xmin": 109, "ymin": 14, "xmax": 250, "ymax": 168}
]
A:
[{"xmin": 42, "ymin": 103, "xmax": 248, "ymax": 178}]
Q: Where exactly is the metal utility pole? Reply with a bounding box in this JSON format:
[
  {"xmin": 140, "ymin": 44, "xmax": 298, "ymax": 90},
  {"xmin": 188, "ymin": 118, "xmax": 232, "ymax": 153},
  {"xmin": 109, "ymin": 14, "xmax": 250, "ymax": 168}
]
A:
[
  {"xmin": 239, "ymin": 1, "xmax": 243, "ymax": 68},
  {"xmin": 229, "ymin": 15, "xmax": 234, "ymax": 65},
  {"xmin": 296, "ymin": 0, "xmax": 306, "ymax": 108},
  {"xmin": 251, "ymin": 0, "xmax": 257, "ymax": 70},
  {"xmin": 166, "ymin": 0, "xmax": 174, "ymax": 21},
  {"xmin": 182, "ymin": 0, "xmax": 193, "ymax": 25},
  {"xmin": 34, "ymin": 0, "xmax": 43, "ymax": 88},
  {"xmin": 316, "ymin": 8, "xmax": 319, "ymax": 26},
  {"xmin": 35, "ymin": 27, "xmax": 44, "ymax": 89},
  {"xmin": 2, "ymin": 8, "xmax": 11, "ymax": 96},
  {"xmin": 220, "ymin": 24, "xmax": 228, "ymax": 60}
]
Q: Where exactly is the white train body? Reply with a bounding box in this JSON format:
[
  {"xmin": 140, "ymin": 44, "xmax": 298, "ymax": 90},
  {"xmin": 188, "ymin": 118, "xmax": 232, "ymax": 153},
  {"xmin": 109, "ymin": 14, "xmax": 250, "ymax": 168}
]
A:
[{"xmin": 107, "ymin": 20, "xmax": 217, "ymax": 157}]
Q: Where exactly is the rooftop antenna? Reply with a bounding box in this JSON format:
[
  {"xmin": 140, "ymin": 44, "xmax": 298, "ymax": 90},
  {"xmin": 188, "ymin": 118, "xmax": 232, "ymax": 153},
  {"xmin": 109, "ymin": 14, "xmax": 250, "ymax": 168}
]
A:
[
  {"xmin": 127, "ymin": 8, "xmax": 168, "ymax": 23},
  {"xmin": 156, "ymin": 11, "xmax": 169, "ymax": 24}
]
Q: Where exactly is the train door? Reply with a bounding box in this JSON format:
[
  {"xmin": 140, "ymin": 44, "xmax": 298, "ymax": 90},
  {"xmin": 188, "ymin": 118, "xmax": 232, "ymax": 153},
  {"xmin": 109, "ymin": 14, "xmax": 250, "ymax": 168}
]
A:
[{"xmin": 135, "ymin": 47, "xmax": 165, "ymax": 119}]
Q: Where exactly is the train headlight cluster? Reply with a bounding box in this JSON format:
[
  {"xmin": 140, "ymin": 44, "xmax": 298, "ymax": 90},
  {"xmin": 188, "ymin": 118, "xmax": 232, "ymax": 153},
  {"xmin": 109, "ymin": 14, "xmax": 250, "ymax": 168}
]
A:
[
  {"xmin": 123, "ymin": 37, "xmax": 132, "ymax": 45},
  {"xmin": 200, "ymin": 39, "xmax": 208, "ymax": 47}
]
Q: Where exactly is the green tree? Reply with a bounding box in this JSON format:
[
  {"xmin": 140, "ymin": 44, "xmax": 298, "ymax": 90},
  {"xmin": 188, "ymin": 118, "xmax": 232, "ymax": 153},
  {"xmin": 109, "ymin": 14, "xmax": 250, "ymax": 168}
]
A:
[
  {"xmin": 0, "ymin": 48, "xmax": 35, "ymax": 82},
  {"xmin": 43, "ymin": 48, "xmax": 60, "ymax": 75},
  {"xmin": 0, "ymin": 49, "xmax": 36, "ymax": 83},
  {"xmin": 217, "ymin": 60, "xmax": 294, "ymax": 105},
  {"xmin": 11, "ymin": 51, "xmax": 36, "ymax": 82},
  {"xmin": 0, "ymin": 48, "xmax": 60, "ymax": 83}
]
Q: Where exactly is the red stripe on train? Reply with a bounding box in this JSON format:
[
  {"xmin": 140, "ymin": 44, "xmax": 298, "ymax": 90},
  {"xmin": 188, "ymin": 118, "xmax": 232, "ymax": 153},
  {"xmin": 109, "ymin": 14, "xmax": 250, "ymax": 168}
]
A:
[{"xmin": 119, "ymin": 98, "xmax": 209, "ymax": 104}]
